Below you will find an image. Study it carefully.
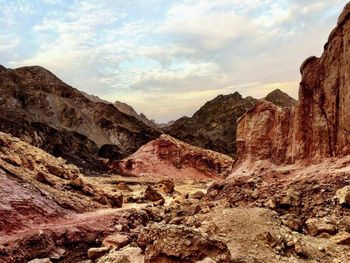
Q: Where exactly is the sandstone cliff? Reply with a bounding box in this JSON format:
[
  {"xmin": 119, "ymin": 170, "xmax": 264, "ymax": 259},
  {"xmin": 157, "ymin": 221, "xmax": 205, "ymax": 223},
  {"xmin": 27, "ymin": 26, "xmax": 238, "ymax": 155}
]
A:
[
  {"xmin": 236, "ymin": 3, "xmax": 350, "ymax": 165},
  {"xmin": 0, "ymin": 65, "xmax": 160, "ymax": 171},
  {"xmin": 115, "ymin": 134, "xmax": 233, "ymax": 179}
]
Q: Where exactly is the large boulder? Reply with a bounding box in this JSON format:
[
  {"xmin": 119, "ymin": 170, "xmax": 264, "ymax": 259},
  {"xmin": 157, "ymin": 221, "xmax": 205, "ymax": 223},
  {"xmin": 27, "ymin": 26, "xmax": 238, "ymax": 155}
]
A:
[{"xmin": 137, "ymin": 223, "xmax": 233, "ymax": 263}]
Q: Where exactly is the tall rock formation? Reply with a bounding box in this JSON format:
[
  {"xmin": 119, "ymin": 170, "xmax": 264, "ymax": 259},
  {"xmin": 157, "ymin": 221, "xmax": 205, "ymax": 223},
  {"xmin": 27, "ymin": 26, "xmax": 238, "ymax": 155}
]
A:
[
  {"xmin": 236, "ymin": 3, "xmax": 350, "ymax": 165},
  {"xmin": 0, "ymin": 65, "xmax": 160, "ymax": 171}
]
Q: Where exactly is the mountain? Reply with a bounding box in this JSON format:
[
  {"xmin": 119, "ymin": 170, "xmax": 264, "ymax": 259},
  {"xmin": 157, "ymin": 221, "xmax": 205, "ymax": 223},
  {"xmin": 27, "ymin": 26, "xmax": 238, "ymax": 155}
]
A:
[
  {"xmin": 0, "ymin": 65, "xmax": 160, "ymax": 171},
  {"xmin": 264, "ymin": 89, "xmax": 297, "ymax": 108},
  {"xmin": 235, "ymin": 2, "xmax": 350, "ymax": 166},
  {"xmin": 113, "ymin": 134, "xmax": 233, "ymax": 179},
  {"xmin": 164, "ymin": 89, "xmax": 296, "ymax": 158},
  {"xmin": 114, "ymin": 101, "xmax": 160, "ymax": 130}
]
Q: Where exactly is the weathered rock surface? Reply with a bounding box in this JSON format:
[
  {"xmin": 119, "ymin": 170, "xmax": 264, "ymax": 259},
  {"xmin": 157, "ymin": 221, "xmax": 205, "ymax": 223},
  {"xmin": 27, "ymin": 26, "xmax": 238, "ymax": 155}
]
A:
[
  {"xmin": 235, "ymin": 4, "xmax": 350, "ymax": 165},
  {"xmin": 137, "ymin": 223, "xmax": 233, "ymax": 263},
  {"xmin": 0, "ymin": 65, "xmax": 160, "ymax": 171},
  {"xmin": 114, "ymin": 134, "xmax": 234, "ymax": 179}
]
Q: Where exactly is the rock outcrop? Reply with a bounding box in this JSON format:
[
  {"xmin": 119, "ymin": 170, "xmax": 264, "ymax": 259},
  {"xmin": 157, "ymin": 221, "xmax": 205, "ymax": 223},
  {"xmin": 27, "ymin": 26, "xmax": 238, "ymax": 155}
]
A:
[
  {"xmin": 114, "ymin": 134, "xmax": 233, "ymax": 179},
  {"xmin": 0, "ymin": 65, "xmax": 160, "ymax": 171},
  {"xmin": 236, "ymin": 4, "xmax": 350, "ymax": 165}
]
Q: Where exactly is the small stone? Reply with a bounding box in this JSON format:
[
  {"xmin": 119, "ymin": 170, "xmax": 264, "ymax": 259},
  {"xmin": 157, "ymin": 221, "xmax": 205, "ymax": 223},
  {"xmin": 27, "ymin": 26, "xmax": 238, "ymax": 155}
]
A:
[
  {"xmin": 190, "ymin": 191, "xmax": 205, "ymax": 200},
  {"xmin": 88, "ymin": 247, "xmax": 110, "ymax": 260},
  {"xmin": 335, "ymin": 186, "xmax": 350, "ymax": 205},
  {"xmin": 102, "ymin": 234, "xmax": 131, "ymax": 249},
  {"xmin": 27, "ymin": 259, "xmax": 52, "ymax": 263},
  {"xmin": 331, "ymin": 231, "xmax": 350, "ymax": 245}
]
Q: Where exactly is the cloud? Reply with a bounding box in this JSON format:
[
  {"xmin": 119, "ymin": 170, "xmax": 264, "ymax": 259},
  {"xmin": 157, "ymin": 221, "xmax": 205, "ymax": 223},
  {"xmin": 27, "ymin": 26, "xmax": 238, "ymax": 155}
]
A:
[{"xmin": 1, "ymin": 0, "xmax": 349, "ymax": 122}]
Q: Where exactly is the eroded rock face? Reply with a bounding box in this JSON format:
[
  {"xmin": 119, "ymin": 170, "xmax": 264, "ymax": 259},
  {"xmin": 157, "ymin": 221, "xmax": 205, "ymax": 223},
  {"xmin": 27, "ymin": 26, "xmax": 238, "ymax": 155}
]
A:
[
  {"xmin": 236, "ymin": 4, "xmax": 350, "ymax": 165},
  {"xmin": 114, "ymin": 134, "xmax": 234, "ymax": 179},
  {"xmin": 0, "ymin": 65, "xmax": 160, "ymax": 171}
]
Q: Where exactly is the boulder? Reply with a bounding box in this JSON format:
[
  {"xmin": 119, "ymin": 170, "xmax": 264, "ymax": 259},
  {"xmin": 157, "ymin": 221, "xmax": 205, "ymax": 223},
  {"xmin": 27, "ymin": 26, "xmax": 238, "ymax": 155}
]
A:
[
  {"xmin": 97, "ymin": 246, "xmax": 144, "ymax": 263},
  {"xmin": 190, "ymin": 191, "xmax": 206, "ymax": 200},
  {"xmin": 335, "ymin": 186, "xmax": 350, "ymax": 205},
  {"xmin": 305, "ymin": 218, "xmax": 337, "ymax": 237},
  {"xmin": 143, "ymin": 186, "xmax": 164, "ymax": 202},
  {"xmin": 137, "ymin": 223, "xmax": 233, "ymax": 263},
  {"xmin": 87, "ymin": 247, "xmax": 110, "ymax": 260},
  {"xmin": 102, "ymin": 234, "xmax": 131, "ymax": 249},
  {"xmin": 156, "ymin": 180, "xmax": 175, "ymax": 194}
]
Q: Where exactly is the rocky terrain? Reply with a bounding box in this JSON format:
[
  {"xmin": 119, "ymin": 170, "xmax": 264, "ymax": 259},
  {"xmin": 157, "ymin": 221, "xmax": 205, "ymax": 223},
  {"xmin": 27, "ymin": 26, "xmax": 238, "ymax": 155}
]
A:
[
  {"xmin": 114, "ymin": 134, "xmax": 233, "ymax": 179},
  {"xmin": 165, "ymin": 89, "xmax": 296, "ymax": 158},
  {"xmin": 0, "ymin": 65, "xmax": 160, "ymax": 171},
  {"xmin": 2, "ymin": 2, "xmax": 350, "ymax": 263}
]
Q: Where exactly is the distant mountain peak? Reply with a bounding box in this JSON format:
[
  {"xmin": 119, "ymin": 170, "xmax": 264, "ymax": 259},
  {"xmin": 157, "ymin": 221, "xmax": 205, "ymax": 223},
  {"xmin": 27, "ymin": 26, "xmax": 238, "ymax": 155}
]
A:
[{"xmin": 264, "ymin": 89, "xmax": 297, "ymax": 108}]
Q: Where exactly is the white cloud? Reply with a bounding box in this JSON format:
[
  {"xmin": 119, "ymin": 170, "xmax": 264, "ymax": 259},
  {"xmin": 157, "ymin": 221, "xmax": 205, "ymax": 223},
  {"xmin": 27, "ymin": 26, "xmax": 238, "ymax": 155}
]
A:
[{"xmin": 2, "ymin": 0, "xmax": 349, "ymax": 122}]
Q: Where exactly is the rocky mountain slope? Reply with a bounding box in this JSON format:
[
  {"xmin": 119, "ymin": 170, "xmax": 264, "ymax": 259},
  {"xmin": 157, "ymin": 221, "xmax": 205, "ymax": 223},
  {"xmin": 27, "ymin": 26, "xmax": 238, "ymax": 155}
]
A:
[
  {"xmin": 114, "ymin": 134, "xmax": 233, "ymax": 179},
  {"xmin": 114, "ymin": 101, "xmax": 160, "ymax": 131},
  {"xmin": 264, "ymin": 88, "xmax": 297, "ymax": 108},
  {"xmin": 235, "ymin": 3, "xmax": 350, "ymax": 166},
  {"xmin": 0, "ymin": 65, "xmax": 160, "ymax": 171},
  {"xmin": 165, "ymin": 90, "xmax": 296, "ymax": 158}
]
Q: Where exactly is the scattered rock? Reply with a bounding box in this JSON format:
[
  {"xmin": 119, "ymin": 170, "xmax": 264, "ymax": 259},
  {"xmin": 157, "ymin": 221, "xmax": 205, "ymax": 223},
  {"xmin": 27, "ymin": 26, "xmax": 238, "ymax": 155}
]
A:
[
  {"xmin": 87, "ymin": 247, "xmax": 110, "ymax": 260},
  {"xmin": 190, "ymin": 191, "xmax": 205, "ymax": 200},
  {"xmin": 335, "ymin": 186, "xmax": 350, "ymax": 205},
  {"xmin": 143, "ymin": 185, "xmax": 164, "ymax": 202},
  {"xmin": 331, "ymin": 231, "xmax": 350, "ymax": 245},
  {"xmin": 137, "ymin": 223, "xmax": 233, "ymax": 263},
  {"xmin": 156, "ymin": 180, "xmax": 175, "ymax": 194},
  {"xmin": 97, "ymin": 246, "xmax": 144, "ymax": 263},
  {"xmin": 116, "ymin": 182, "xmax": 132, "ymax": 192},
  {"xmin": 305, "ymin": 218, "xmax": 337, "ymax": 237},
  {"xmin": 102, "ymin": 234, "xmax": 131, "ymax": 249},
  {"xmin": 27, "ymin": 259, "xmax": 52, "ymax": 263}
]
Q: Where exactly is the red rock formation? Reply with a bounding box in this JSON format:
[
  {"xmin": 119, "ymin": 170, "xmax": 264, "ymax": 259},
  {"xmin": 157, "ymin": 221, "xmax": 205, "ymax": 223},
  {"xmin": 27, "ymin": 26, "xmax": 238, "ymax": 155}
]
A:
[
  {"xmin": 114, "ymin": 134, "xmax": 233, "ymax": 179},
  {"xmin": 236, "ymin": 3, "xmax": 350, "ymax": 165}
]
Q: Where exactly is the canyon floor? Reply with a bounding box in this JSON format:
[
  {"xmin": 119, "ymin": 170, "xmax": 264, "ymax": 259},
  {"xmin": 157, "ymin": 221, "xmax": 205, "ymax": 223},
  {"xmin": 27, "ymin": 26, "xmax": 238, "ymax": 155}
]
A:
[{"xmin": 1, "ymin": 130, "xmax": 350, "ymax": 263}]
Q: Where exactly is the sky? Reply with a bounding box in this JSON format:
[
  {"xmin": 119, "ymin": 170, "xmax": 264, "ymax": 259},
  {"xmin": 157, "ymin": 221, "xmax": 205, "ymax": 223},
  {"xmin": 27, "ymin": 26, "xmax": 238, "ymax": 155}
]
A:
[{"xmin": 0, "ymin": 0, "xmax": 348, "ymax": 122}]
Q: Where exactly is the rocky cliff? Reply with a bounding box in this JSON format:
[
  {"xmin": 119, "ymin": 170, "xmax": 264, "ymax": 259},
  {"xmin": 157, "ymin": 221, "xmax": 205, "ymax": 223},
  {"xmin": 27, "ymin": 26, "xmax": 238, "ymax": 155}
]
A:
[
  {"xmin": 165, "ymin": 90, "xmax": 296, "ymax": 158},
  {"xmin": 114, "ymin": 134, "xmax": 233, "ymax": 179},
  {"xmin": 0, "ymin": 65, "xmax": 160, "ymax": 171},
  {"xmin": 236, "ymin": 3, "xmax": 350, "ymax": 165}
]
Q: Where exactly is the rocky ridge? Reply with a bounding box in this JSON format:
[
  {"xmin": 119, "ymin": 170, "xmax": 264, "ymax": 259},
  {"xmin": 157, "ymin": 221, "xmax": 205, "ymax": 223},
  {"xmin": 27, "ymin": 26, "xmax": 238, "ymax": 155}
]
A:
[{"xmin": 0, "ymin": 65, "xmax": 160, "ymax": 171}]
